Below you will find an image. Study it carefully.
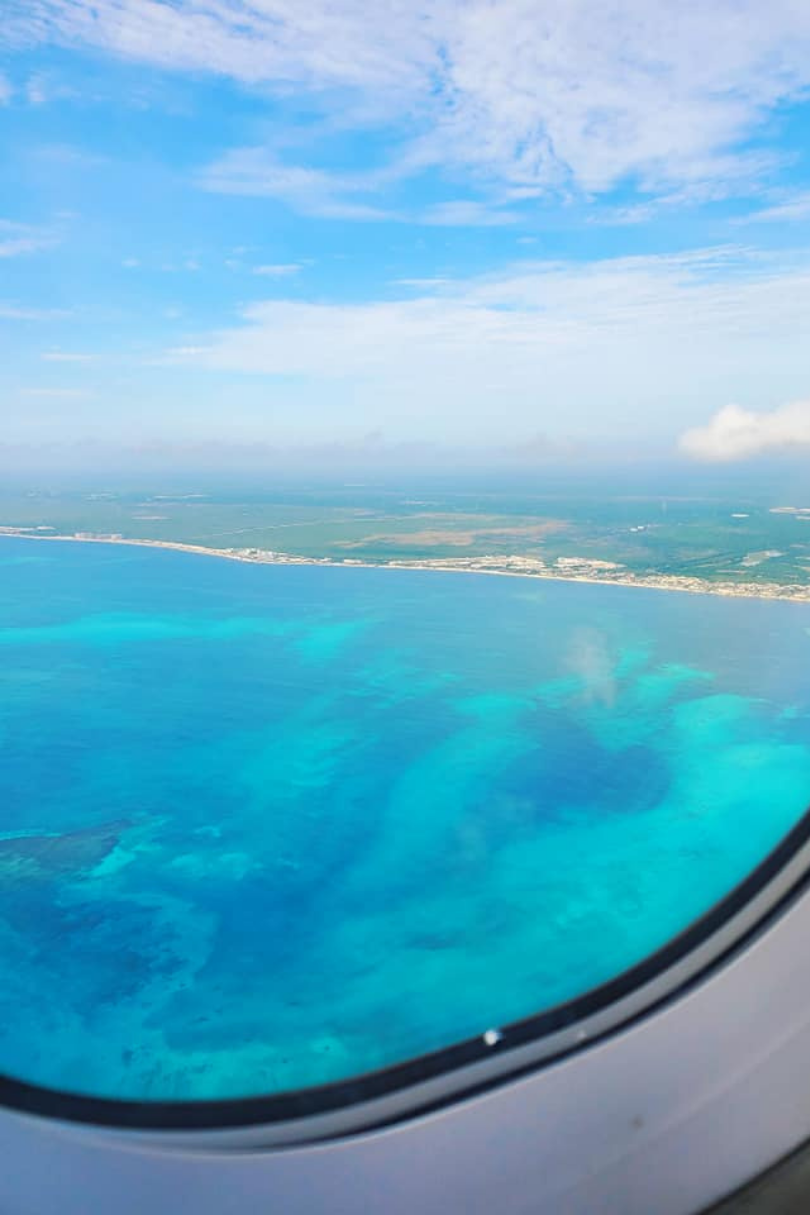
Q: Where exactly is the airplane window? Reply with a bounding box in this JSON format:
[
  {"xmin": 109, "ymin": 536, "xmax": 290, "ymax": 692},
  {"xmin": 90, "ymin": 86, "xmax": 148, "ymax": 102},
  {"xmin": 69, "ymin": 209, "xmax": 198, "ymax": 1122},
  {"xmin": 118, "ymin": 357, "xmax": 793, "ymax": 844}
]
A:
[{"xmin": 1, "ymin": 0, "xmax": 809, "ymax": 1130}]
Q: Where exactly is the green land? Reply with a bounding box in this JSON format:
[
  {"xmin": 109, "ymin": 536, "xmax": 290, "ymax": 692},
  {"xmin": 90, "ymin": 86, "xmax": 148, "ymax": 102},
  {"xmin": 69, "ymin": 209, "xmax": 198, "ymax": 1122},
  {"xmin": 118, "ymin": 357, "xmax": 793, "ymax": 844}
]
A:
[{"xmin": 3, "ymin": 480, "xmax": 810, "ymax": 601}]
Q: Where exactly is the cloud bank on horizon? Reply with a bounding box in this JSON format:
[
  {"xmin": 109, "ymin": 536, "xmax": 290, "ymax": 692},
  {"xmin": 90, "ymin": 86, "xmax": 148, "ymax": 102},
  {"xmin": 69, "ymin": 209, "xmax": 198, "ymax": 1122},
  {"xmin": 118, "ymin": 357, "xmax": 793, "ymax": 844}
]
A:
[
  {"xmin": 681, "ymin": 402, "xmax": 810, "ymax": 463},
  {"xmin": 1, "ymin": 0, "xmax": 810, "ymax": 466}
]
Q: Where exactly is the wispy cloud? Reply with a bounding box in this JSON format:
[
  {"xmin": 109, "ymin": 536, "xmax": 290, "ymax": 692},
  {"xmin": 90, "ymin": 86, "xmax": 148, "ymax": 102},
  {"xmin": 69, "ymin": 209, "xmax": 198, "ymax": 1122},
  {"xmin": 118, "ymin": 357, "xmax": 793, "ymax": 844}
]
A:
[
  {"xmin": 199, "ymin": 148, "xmax": 396, "ymax": 220},
  {"xmin": 201, "ymin": 149, "xmax": 522, "ymax": 225},
  {"xmin": 0, "ymin": 73, "xmax": 11, "ymax": 105},
  {"xmin": 252, "ymin": 263, "xmax": 302, "ymax": 277},
  {"xmin": 680, "ymin": 402, "xmax": 810, "ymax": 461},
  {"xmin": 587, "ymin": 202, "xmax": 662, "ymax": 227},
  {"xmin": 395, "ymin": 277, "xmax": 451, "ymax": 288},
  {"xmin": 0, "ymin": 219, "xmax": 59, "ymax": 258},
  {"xmin": 32, "ymin": 143, "xmax": 109, "ymax": 167},
  {"xmin": 14, "ymin": 1, "xmax": 810, "ymax": 205},
  {"xmin": 41, "ymin": 351, "xmax": 95, "ymax": 362},
  {"xmin": 25, "ymin": 74, "xmax": 47, "ymax": 105},
  {"xmin": 166, "ymin": 245, "xmax": 810, "ymax": 444},
  {"xmin": 740, "ymin": 190, "xmax": 810, "ymax": 224},
  {"xmin": 4, "ymin": 0, "xmax": 429, "ymax": 95},
  {"xmin": 0, "ymin": 302, "xmax": 72, "ymax": 321},
  {"xmin": 24, "ymin": 72, "xmax": 78, "ymax": 105},
  {"xmin": 419, "ymin": 201, "xmax": 519, "ymax": 227}
]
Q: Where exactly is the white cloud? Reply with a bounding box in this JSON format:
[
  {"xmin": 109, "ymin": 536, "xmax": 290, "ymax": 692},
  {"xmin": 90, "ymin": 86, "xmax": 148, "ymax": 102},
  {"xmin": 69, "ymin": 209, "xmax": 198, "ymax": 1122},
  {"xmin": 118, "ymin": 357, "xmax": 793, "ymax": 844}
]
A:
[
  {"xmin": 420, "ymin": 201, "xmax": 519, "ymax": 227},
  {"xmin": 41, "ymin": 351, "xmax": 95, "ymax": 362},
  {"xmin": 199, "ymin": 148, "xmax": 396, "ymax": 220},
  {"xmin": 0, "ymin": 303, "xmax": 72, "ymax": 320},
  {"xmin": 155, "ymin": 257, "xmax": 202, "ymax": 272},
  {"xmin": 24, "ymin": 72, "xmax": 79, "ymax": 105},
  {"xmin": 252, "ymin": 263, "xmax": 302, "ymax": 277},
  {"xmin": 40, "ymin": 147, "xmax": 108, "ymax": 172},
  {"xmin": 4, "ymin": 0, "xmax": 431, "ymax": 95},
  {"xmin": 12, "ymin": 1, "xmax": 810, "ymax": 202},
  {"xmin": 680, "ymin": 402, "xmax": 810, "ymax": 462},
  {"xmin": 0, "ymin": 219, "xmax": 58, "ymax": 258},
  {"xmin": 396, "ymin": 277, "xmax": 451, "ymax": 288},
  {"xmin": 0, "ymin": 73, "xmax": 11, "ymax": 105},
  {"xmin": 741, "ymin": 191, "xmax": 810, "ymax": 224},
  {"xmin": 166, "ymin": 245, "xmax": 810, "ymax": 443},
  {"xmin": 201, "ymin": 149, "xmax": 520, "ymax": 224},
  {"xmin": 26, "ymin": 73, "xmax": 48, "ymax": 105}
]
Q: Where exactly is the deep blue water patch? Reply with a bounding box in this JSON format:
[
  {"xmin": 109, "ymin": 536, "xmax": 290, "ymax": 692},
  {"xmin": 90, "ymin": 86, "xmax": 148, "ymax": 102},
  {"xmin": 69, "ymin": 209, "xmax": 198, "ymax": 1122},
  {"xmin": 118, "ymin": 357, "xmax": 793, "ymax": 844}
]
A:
[{"xmin": 0, "ymin": 537, "xmax": 809, "ymax": 1101}]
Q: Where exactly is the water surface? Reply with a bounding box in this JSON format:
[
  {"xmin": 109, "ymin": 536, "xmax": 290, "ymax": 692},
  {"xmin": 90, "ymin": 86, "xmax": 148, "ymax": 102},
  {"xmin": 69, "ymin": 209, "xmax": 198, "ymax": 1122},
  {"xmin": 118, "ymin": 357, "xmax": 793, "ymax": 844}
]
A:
[{"xmin": 1, "ymin": 537, "xmax": 809, "ymax": 1101}]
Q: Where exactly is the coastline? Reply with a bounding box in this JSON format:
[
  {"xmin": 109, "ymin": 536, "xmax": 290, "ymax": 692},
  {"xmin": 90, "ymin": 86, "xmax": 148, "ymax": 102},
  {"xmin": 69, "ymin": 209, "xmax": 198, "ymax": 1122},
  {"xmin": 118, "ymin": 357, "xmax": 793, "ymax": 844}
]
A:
[{"xmin": 2, "ymin": 528, "xmax": 810, "ymax": 604}]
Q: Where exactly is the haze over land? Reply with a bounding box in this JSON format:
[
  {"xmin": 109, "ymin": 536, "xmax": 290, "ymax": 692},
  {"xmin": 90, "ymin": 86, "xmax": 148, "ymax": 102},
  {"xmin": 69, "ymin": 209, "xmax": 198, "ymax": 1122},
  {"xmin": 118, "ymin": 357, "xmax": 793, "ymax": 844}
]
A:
[{"xmin": 5, "ymin": 470, "xmax": 810, "ymax": 601}]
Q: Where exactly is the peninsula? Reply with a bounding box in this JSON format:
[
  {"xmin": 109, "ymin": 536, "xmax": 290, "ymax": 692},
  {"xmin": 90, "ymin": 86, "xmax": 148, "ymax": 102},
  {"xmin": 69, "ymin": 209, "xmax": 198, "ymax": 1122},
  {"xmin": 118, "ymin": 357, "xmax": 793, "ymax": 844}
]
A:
[{"xmin": 2, "ymin": 527, "xmax": 809, "ymax": 604}]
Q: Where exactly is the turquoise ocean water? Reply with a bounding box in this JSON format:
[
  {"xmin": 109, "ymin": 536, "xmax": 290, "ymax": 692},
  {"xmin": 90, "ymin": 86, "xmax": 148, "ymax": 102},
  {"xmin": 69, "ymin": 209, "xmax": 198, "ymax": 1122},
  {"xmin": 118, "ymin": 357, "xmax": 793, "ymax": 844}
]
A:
[{"xmin": 1, "ymin": 536, "xmax": 809, "ymax": 1102}]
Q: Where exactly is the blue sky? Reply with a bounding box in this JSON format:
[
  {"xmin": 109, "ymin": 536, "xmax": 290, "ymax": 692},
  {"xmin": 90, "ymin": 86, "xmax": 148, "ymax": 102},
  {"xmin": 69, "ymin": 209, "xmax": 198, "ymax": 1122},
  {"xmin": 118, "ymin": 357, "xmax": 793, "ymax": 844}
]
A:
[{"xmin": 2, "ymin": 0, "xmax": 810, "ymax": 472}]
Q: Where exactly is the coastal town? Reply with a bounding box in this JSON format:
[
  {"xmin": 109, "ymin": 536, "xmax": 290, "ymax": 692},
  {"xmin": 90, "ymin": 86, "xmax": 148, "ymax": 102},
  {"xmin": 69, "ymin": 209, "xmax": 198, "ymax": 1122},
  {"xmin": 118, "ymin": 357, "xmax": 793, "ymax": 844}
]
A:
[{"xmin": 3, "ymin": 525, "xmax": 810, "ymax": 604}]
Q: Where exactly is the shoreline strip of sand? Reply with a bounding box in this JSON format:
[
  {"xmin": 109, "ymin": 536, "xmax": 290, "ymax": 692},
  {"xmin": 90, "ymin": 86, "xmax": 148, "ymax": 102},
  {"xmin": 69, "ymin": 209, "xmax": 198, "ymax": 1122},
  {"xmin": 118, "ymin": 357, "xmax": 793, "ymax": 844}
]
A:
[{"xmin": 2, "ymin": 529, "xmax": 810, "ymax": 604}]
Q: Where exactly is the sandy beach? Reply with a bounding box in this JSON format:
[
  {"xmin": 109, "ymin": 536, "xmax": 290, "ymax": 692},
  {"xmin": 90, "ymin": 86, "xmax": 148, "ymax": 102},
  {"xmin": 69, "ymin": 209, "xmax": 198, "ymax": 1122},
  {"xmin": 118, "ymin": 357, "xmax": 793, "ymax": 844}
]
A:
[{"xmin": 2, "ymin": 527, "xmax": 810, "ymax": 604}]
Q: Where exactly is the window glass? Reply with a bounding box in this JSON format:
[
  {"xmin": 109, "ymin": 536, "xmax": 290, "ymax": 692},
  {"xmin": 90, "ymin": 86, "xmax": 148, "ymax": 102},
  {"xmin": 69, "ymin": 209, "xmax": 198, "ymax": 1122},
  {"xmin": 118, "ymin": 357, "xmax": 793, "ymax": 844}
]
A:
[
  {"xmin": 1, "ymin": 1, "xmax": 810, "ymax": 1110},
  {"xmin": 1, "ymin": 533, "xmax": 808, "ymax": 1101}
]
